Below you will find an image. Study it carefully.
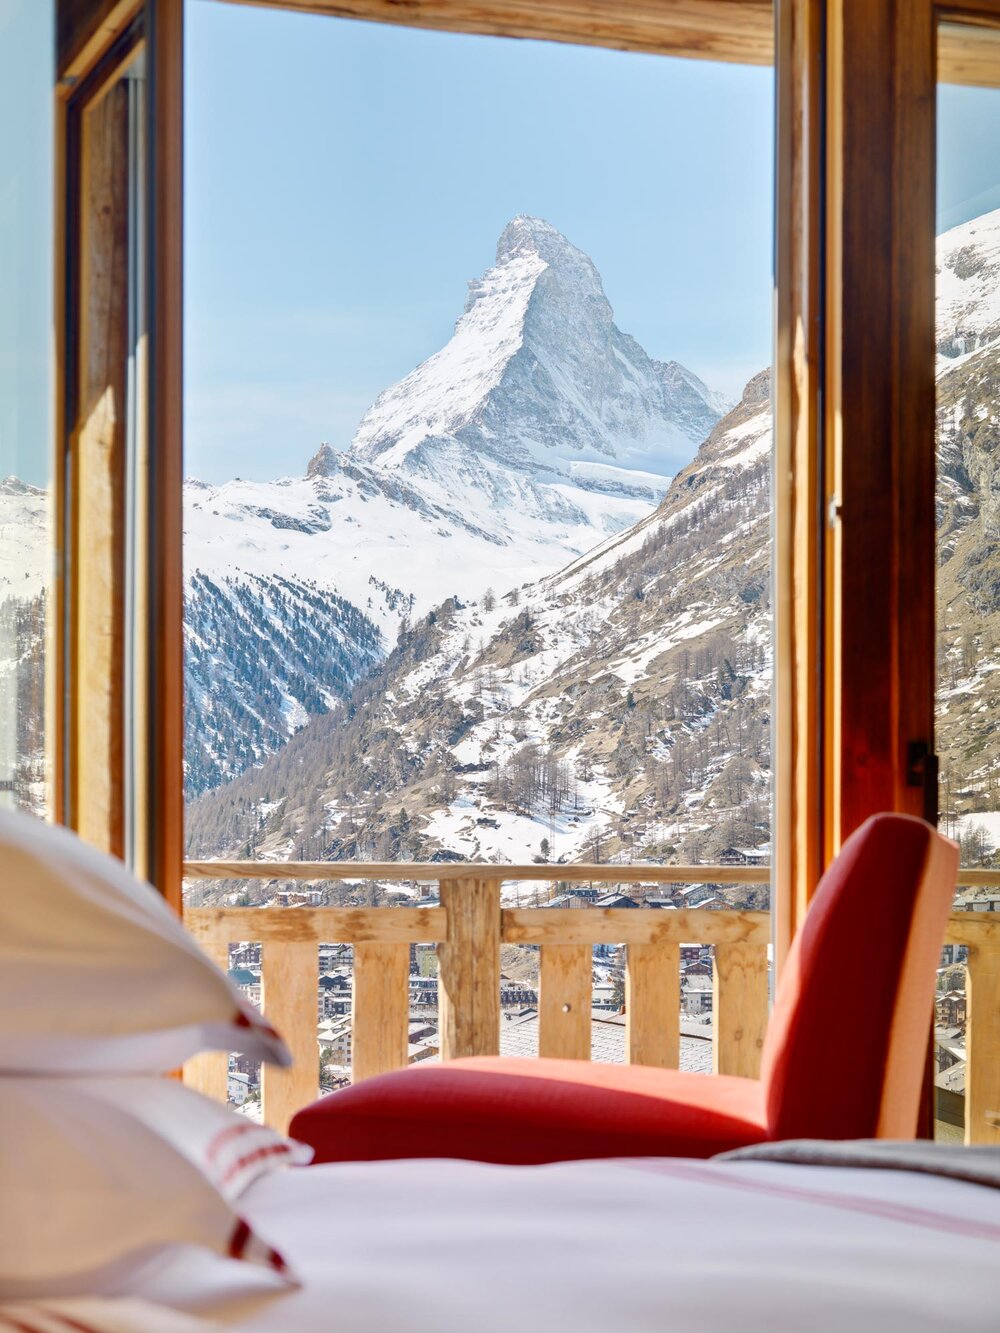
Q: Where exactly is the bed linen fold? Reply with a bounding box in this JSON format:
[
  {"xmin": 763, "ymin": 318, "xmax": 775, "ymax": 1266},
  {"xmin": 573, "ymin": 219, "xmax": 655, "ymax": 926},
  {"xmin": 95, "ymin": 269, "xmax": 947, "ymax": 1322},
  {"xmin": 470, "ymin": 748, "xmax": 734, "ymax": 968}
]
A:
[{"xmin": 719, "ymin": 1138, "xmax": 1000, "ymax": 1190}]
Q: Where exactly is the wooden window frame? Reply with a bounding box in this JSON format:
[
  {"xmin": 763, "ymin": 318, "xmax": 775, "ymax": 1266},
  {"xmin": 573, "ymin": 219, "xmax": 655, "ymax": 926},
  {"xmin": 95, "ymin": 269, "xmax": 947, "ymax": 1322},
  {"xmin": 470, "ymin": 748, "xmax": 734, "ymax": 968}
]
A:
[
  {"xmin": 62, "ymin": 26, "xmax": 144, "ymax": 862},
  {"xmin": 821, "ymin": 0, "xmax": 1000, "ymax": 857},
  {"xmin": 55, "ymin": 0, "xmax": 183, "ymax": 899}
]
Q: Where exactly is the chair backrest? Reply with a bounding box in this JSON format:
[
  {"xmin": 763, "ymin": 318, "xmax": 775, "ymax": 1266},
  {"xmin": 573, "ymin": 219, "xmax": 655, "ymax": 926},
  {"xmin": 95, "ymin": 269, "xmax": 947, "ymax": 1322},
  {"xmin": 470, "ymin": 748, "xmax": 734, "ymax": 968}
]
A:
[{"xmin": 761, "ymin": 813, "xmax": 959, "ymax": 1141}]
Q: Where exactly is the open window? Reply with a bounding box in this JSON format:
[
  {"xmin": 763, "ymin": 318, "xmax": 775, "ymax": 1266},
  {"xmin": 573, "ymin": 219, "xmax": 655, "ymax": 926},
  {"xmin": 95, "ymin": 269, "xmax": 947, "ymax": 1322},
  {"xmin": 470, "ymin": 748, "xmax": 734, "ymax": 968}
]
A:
[{"xmin": 16, "ymin": 0, "xmax": 995, "ymax": 1142}]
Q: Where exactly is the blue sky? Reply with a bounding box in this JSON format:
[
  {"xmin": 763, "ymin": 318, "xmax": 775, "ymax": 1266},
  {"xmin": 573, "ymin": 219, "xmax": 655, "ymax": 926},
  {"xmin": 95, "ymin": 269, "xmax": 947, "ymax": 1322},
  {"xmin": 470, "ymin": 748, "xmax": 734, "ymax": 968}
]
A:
[
  {"xmin": 6, "ymin": 6, "xmax": 1000, "ymax": 490},
  {"xmin": 938, "ymin": 83, "xmax": 1000, "ymax": 230},
  {"xmin": 0, "ymin": 0, "xmax": 53, "ymax": 489},
  {"xmin": 184, "ymin": 2, "xmax": 775, "ymax": 482}
]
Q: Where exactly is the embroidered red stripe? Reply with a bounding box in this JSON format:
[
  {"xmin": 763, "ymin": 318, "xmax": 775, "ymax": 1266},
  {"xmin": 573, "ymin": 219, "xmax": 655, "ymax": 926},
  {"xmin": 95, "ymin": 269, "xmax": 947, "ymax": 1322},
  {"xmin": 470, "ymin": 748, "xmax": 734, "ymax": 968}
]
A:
[
  {"xmin": 218, "ymin": 1141, "xmax": 292, "ymax": 1188},
  {"xmin": 229, "ymin": 1218, "xmax": 252, "ymax": 1259},
  {"xmin": 233, "ymin": 1009, "xmax": 281, "ymax": 1038},
  {"xmin": 228, "ymin": 1219, "xmax": 289, "ymax": 1274},
  {"xmin": 206, "ymin": 1119, "xmax": 261, "ymax": 1163},
  {"xmin": 37, "ymin": 1312, "xmax": 105, "ymax": 1333},
  {"xmin": 267, "ymin": 1247, "xmax": 289, "ymax": 1274}
]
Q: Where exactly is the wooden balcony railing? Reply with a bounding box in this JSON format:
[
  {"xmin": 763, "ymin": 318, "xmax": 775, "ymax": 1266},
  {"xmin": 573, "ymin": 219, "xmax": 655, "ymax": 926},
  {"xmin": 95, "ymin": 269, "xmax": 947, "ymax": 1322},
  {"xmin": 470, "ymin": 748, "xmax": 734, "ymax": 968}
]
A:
[{"xmin": 182, "ymin": 861, "xmax": 1000, "ymax": 1146}]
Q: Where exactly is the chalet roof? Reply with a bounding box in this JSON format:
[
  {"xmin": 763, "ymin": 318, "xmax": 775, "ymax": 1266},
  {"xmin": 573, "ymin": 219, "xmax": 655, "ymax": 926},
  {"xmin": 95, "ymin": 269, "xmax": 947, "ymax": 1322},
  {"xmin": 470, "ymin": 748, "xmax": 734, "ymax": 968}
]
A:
[
  {"xmin": 544, "ymin": 894, "xmax": 585, "ymax": 909},
  {"xmin": 319, "ymin": 971, "xmax": 352, "ymax": 989},
  {"xmin": 496, "ymin": 1012, "xmax": 712, "ymax": 1072},
  {"xmin": 935, "ymin": 1061, "xmax": 966, "ymax": 1094}
]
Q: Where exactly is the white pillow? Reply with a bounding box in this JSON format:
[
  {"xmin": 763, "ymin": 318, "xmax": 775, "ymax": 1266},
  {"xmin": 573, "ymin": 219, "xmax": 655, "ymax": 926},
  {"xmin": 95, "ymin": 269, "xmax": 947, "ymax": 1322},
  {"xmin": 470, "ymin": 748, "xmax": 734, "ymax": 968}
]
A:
[
  {"xmin": 0, "ymin": 1297, "xmax": 221, "ymax": 1331},
  {"xmin": 0, "ymin": 810, "xmax": 289, "ymax": 1072},
  {"xmin": 0, "ymin": 1075, "xmax": 311, "ymax": 1302}
]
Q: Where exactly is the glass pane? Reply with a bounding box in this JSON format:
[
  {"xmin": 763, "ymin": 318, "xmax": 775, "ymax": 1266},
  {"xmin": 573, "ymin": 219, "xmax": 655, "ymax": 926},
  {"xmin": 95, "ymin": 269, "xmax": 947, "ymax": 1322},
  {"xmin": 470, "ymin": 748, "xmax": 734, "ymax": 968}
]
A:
[
  {"xmin": 0, "ymin": 1, "xmax": 54, "ymax": 817},
  {"xmin": 935, "ymin": 23, "xmax": 1000, "ymax": 1139},
  {"xmin": 182, "ymin": 5, "xmax": 773, "ymax": 1104},
  {"xmin": 65, "ymin": 42, "xmax": 148, "ymax": 864}
]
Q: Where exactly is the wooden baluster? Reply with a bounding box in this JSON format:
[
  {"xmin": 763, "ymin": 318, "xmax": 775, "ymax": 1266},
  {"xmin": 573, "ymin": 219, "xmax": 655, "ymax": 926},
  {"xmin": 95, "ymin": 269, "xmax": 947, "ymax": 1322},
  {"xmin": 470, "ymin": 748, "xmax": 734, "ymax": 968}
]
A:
[
  {"xmin": 539, "ymin": 944, "xmax": 591, "ymax": 1060},
  {"xmin": 352, "ymin": 941, "xmax": 410, "ymax": 1082},
  {"xmin": 625, "ymin": 942, "xmax": 679, "ymax": 1068},
  {"xmin": 261, "ymin": 939, "xmax": 318, "ymax": 1135},
  {"xmin": 713, "ymin": 942, "xmax": 769, "ymax": 1079},
  {"xmin": 438, "ymin": 877, "xmax": 501, "ymax": 1059},
  {"xmin": 965, "ymin": 941, "xmax": 1000, "ymax": 1144},
  {"xmin": 184, "ymin": 938, "xmax": 230, "ymax": 1103}
]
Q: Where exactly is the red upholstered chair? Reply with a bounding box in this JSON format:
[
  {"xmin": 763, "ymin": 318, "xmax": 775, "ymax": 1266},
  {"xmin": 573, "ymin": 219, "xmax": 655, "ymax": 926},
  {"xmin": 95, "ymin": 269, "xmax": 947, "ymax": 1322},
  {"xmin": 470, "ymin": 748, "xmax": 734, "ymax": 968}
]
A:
[{"xmin": 290, "ymin": 814, "xmax": 958, "ymax": 1165}]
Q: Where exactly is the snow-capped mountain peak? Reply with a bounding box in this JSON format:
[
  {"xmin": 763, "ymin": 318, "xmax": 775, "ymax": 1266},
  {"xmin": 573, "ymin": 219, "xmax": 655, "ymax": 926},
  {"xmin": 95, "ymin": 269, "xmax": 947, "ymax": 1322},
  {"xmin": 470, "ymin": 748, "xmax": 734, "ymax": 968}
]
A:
[
  {"xmin": 348, "ymin": 216, "xmax": 724, "ymax": 487},
  {"xmin": 491, "ymin": 213, "xmax": 603, "ymax": 292}
]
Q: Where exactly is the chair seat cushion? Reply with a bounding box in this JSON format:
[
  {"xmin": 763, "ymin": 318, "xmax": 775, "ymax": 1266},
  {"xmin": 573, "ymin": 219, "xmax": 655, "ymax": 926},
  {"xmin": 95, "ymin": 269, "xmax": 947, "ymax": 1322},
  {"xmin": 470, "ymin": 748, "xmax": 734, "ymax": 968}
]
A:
[{"xmin": 290, "ymin": 1057, "xmax": 769, "ymax": 1165}]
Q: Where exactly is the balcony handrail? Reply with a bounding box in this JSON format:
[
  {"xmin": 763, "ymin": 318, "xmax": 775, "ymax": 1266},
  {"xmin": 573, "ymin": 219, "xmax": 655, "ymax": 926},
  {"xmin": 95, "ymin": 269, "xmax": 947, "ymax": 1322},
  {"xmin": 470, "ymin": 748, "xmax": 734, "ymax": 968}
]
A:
[
  {"xmin": 183, "ymin": 860, "xmax": 772, "ymax": 883},
  {"xmin": 185, "ymin": 859, "xmax": 1000, "ymax": 886}
]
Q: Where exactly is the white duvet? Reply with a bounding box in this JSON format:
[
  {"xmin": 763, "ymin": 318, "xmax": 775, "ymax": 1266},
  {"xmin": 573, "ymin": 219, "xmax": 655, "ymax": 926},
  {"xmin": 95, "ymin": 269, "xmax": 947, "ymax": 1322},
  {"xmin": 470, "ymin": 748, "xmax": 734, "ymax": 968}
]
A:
[{"xmin": 144, "ymin": 1156, "xmax": 1000, "ymax": 1332}]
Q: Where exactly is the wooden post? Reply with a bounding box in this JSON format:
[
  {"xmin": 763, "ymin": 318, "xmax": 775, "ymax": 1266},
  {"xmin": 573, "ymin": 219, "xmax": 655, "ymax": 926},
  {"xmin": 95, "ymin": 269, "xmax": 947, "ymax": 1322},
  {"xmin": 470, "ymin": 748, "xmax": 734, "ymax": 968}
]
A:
[
  {"xmin": 438, "ymin": 877, "xmax": 501, "ymax": 1059},
  {"xmin": 825, "ymin": 0, "xmax": 937, "ymax": 847},
  {"xmin": 539, "ymin": 944, "xmax": 591, "ymax": 1061},
  {"xmin": 713, "ymin": 942, "xmax": 769, "ymax": 1079},
  {"xmin": 260, "ymin": 939, "xmax": 318, "ymax": 1135},
  {"xmin": 625, "ymin": 942, "xmax": 679, "ymax": 1068},
  {"xmin": 773, "ymin": 0, "xmax": 824, "ymax": 971},
  {"xmin": 965, "ymin": 942, "xmax": 1000, "ymax": 1145},
  {"xmin": 146, "ymin": 0, "xmax": 186, "ymax": 910},
  {"xmin": 183, "ymin": 938, "xmax": 229, "ymax": 1103},
  {"xmin": 352, "ymin": 941, "xmax": 410, "ymax": 1082}
]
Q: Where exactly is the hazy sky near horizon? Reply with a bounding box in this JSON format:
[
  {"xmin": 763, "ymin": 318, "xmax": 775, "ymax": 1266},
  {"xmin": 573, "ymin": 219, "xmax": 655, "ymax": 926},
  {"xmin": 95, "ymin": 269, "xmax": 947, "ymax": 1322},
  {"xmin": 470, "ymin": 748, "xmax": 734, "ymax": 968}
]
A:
[{"xmin": 185, "ymin": 2, "xmax": 776, "ymax": 483}]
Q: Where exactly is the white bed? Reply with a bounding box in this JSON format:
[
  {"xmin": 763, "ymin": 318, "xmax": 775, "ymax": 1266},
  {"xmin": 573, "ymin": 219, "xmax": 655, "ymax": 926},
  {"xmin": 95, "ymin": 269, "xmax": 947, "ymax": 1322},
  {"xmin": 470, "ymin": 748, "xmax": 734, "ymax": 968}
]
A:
[
  {"xmin": 4, "ymin": 816, "xmax": 996, "ymax": 1333},
  {"xmin": 125, "ymin": 1155, "xmax": 1000, "ymax": 1332}
]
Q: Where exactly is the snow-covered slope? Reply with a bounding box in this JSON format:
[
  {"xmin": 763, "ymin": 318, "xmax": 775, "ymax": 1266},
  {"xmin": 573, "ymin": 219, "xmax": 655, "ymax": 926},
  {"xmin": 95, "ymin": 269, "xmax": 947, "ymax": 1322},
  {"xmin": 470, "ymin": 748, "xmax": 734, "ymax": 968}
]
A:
[
  {"xmin": 184, "ymin": 444, "xmax": 656, "ymax": 644},
  {"xmin": 937, "ymin": 207, "xmax": 1000, "ymax": 361},
  {"xmin": 186, "ymin": 371, "xmax": 774, "ymax": 877},
  {"xmin": 0, "ymin": 479, "xmax": 49, "ymax": 812},
  {"xmin": 934, "ymin": 209, "xmax": 1000, "ymax": 841},
  {"xmin": 0, "ymin": 478, "xmax": 48, "ymax": 602}
]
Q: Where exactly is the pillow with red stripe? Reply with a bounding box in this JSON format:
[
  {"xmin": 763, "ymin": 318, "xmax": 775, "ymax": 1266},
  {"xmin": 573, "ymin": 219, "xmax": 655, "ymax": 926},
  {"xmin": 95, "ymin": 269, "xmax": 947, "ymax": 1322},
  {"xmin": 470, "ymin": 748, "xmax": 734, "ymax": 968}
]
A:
[
  {"xmin": 0, "ymin": 810, "xmax": 288, "ymax": 1073},
  {"xmin": 0, "ymin": 1076, "xmax": 311, "ymax": 1302}
]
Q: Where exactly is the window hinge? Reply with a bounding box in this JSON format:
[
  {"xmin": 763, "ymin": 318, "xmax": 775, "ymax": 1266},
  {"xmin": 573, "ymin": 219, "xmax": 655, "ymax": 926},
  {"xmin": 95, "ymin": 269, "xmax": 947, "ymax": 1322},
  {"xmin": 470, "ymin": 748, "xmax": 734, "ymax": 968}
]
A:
[{"xmin": 906, "ymin": 741, "xmax": 939, "ymax": 824}]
